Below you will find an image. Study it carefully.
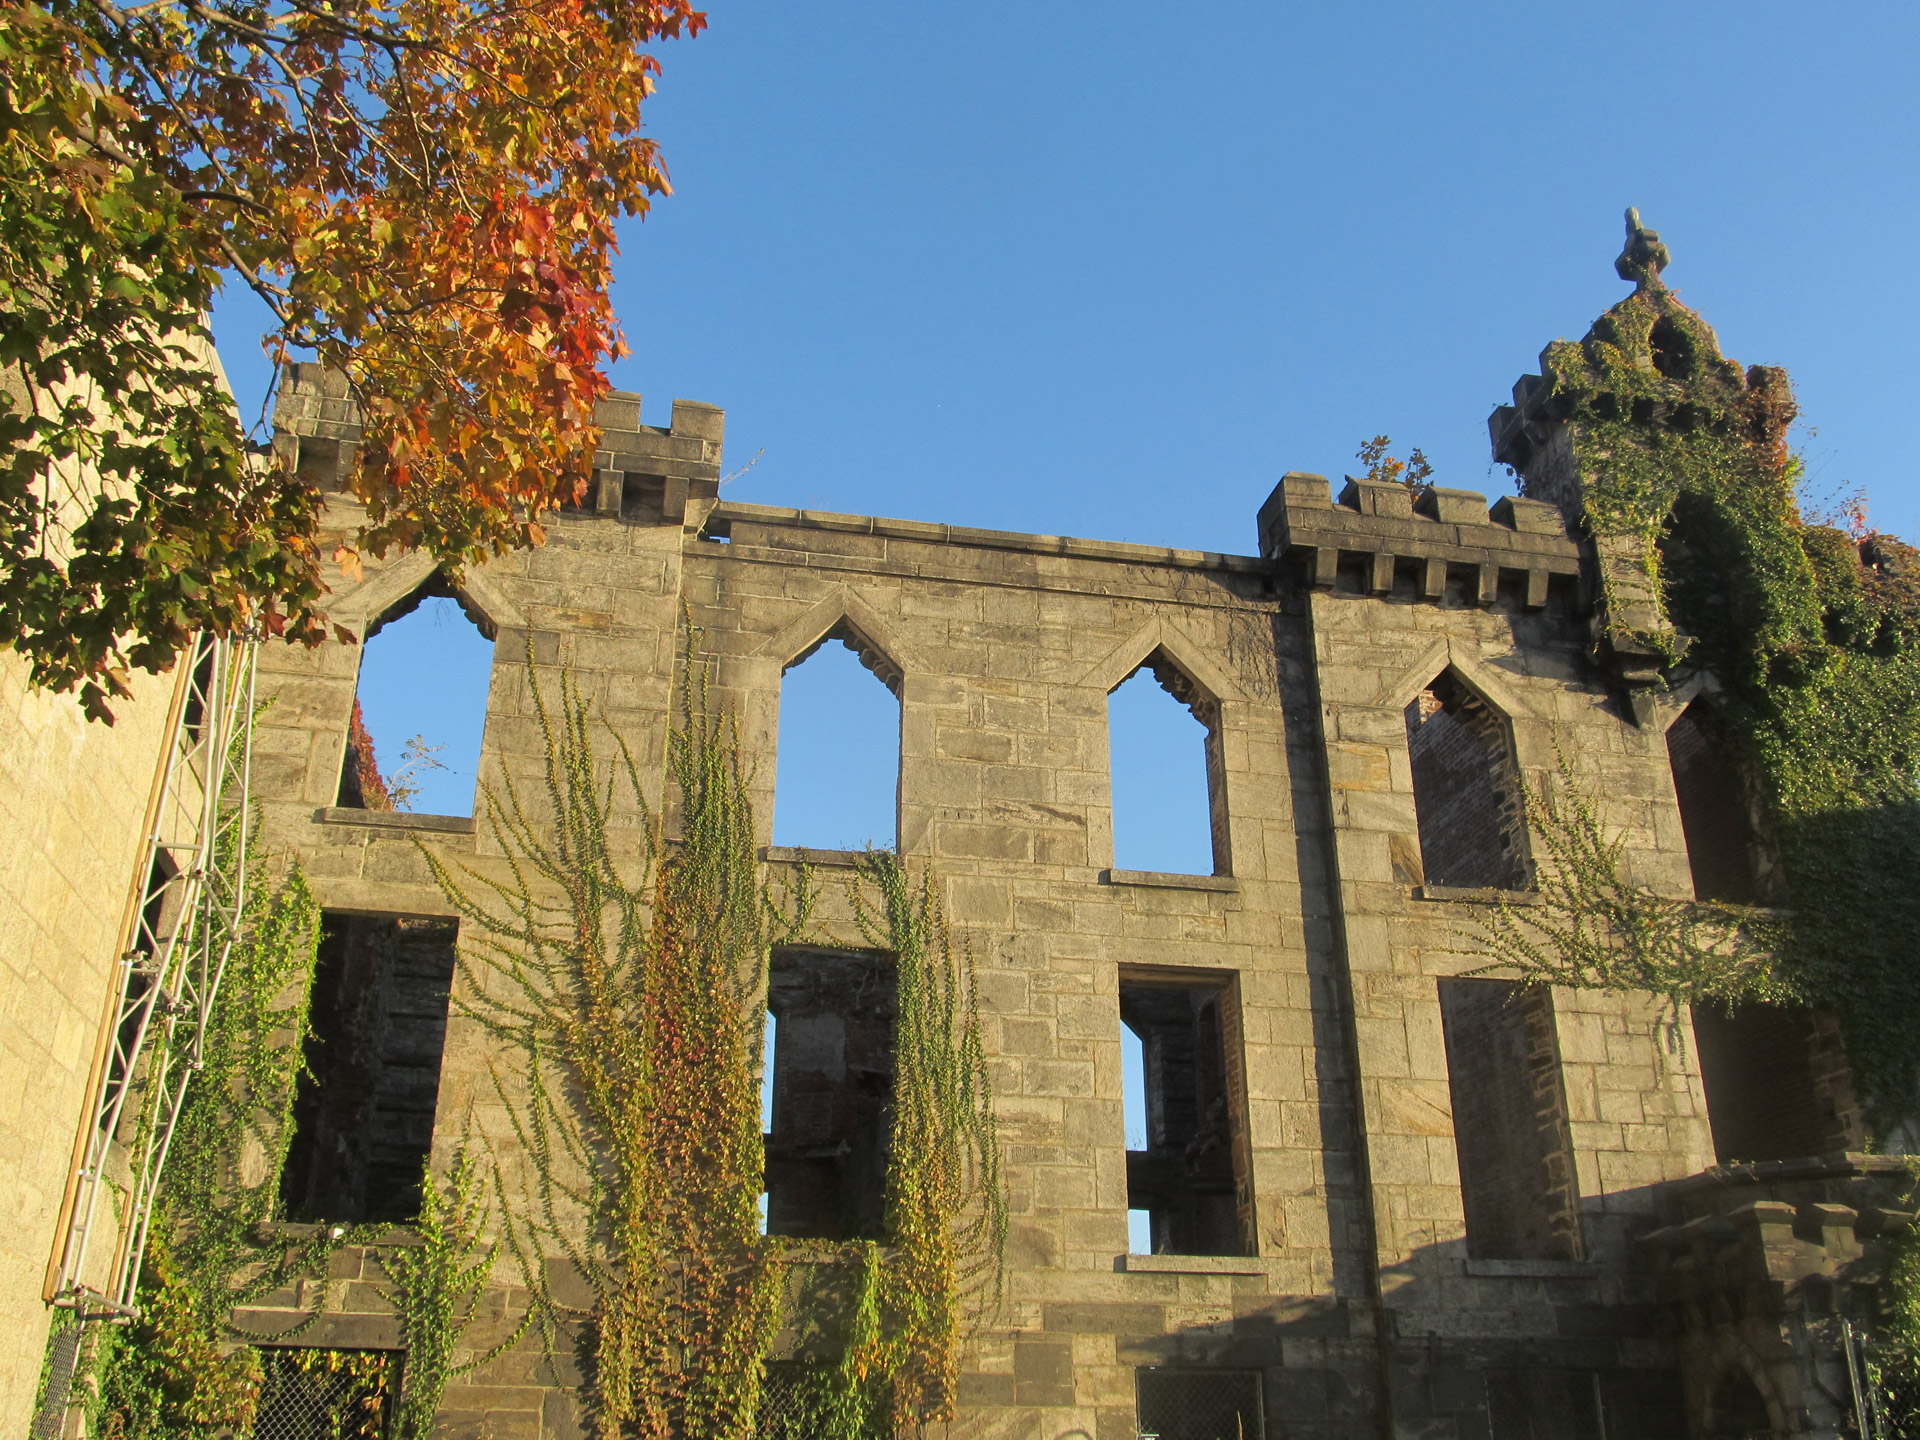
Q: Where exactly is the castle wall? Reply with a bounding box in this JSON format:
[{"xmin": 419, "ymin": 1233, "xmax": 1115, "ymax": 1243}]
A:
[{"xmin": 224, "ymin": 373, "xmax": 1783, "ymax": 1440}]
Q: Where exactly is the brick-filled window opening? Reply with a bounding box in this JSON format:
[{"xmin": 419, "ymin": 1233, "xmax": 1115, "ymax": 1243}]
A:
[
  {"xmin": 1665, "ymin": 700, "xmax": 1763, "ymax": 904},
  {"xmin": 763, "ymin": 947, "xmax": 897, "ymax": 1240},
  {"xmin": 281, "ymin": 914, "xmax": 459, "ymax": 1224},
  {"xmin": 1108, "ymin": 652, "xmax": 1229, "ymax": 876},
  {"xmin": 1437, "ymin": 978, "xmax": 1583, "ymax": 1262},
  {"xmin": 1119, "ymin": 973, "xmax": 1253, "ymax": 1257},
  {"xmin": 1134, "ymin": 1368, "xmax": 1264, "ymax": 1440},
  {"xmin": 1404, "ymin": 671, "xmax": 1529, "ymax": 891},
  {"xmin": 337, "ymin": 576, "xmax": 494, "ymax": 817},
  {"xmin": 772, "ymin": 626, "xmax": 901, "ymax": 851},
  {"xmin": 1692, "ymin": 1002, "xmax": 1862, "ymax": 1164}
]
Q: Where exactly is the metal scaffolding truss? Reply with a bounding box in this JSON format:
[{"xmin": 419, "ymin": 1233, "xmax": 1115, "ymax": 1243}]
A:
[{"xmin": 47, "ymin": 629, "xmax": 259, "ymax": 1319}]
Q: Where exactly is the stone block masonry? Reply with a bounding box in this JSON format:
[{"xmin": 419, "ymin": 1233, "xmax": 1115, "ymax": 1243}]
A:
[
  {"xmin": 228, "ymin": 367, "xmax": 1804, "ymax": 1440},
  {"xmin": 225, "ymin": 249, "xmax": 1887, "ymax": 1438}
]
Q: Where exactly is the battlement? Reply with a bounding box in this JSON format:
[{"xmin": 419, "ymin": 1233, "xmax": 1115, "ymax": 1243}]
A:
[
  {"xmin": 272, "ymin": 367, "xmax": 726, "ymax": 519},
  {"xmin": 1255, "ymin": 470, "xmax": 1583, "ymax": 608}
]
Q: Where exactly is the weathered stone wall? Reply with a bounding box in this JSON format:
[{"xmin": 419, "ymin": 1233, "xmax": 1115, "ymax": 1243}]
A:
[{"xmin": 234, "ymin": 383, "xmax": 1848, "ymax": 1439}]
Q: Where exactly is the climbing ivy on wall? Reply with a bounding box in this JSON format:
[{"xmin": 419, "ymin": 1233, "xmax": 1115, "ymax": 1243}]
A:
[
  {"xmin": 772, "ymin": 853, "xmax": 1009, "ymax": 1438},
  {"xmin": 1525, "ymin": 245, "xmax": 1920, "ymax": 1122},
  {"xmin": 1469, "ymin": 744, "xmax": 1784, "ymax": 1045},
  {"xmin": 426, "ymin": 634, "xmax": 1005, "ymax": 1439},
  {"xmin": 89, "ymin": 852, "xmax": 339, "ymax": 1439}
]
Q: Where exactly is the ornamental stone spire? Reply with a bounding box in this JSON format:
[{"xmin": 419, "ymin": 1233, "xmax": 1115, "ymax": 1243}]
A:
[{"xmin": 1614, "ymin": 206, "xmax": 1671, "ymax": 291}]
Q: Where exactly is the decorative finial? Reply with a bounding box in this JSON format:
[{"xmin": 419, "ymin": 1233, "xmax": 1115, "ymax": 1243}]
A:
[{"xmin": 1615, "ymin": 206, "xmax": 1671, "ymax": 291}]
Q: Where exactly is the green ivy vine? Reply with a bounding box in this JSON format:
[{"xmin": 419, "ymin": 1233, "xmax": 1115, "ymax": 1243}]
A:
[
  {"xmin": 425, "ymin": 630, "xmax": 1005, "ymax": 1440},
  {"xmin": 88, "ymin": 850, "xmax": 344, "ymax": 1440},
  {"xmin": 1526, "ymin": 268, "xmax": 1920, "ymax": 1124}
]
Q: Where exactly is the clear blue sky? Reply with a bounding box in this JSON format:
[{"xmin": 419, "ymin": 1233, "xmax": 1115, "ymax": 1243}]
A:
[
  {"xmin": 221, "ymin": 3, "xmax": 1920, "ymax": 832},
  {"xmin": 217, "ymin": 2, "xmax": 1920, "ymax": 551}
]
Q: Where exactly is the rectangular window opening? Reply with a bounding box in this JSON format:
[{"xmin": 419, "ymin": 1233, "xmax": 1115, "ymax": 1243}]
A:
[
  {"xmin": 280, "ymin": 914, "xmax": 458, "ymax": 1224},
  {"xmin": 1437, "ymin": 978, "xmax": 1582, "ymax": 1262},
  {"xmin": 764, "ymin": 947, "xmax": 896, "ymax": 1240},
  {"xmin": 1135, "ymin": 1368, "xmax": 1264, "ymax": 1440},
  {"xmin": 1693, "ymin": 1002, "xmax": 1862, "ymax": 1163},
  {"xmin": 1120, "ymin": 971, "xmax": 1253, "ymax": 1257}
]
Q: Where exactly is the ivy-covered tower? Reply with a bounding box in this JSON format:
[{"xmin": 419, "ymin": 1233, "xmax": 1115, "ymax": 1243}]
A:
[
  {"xmin": 1491, "ymin": 209, "xmax": 1920, "ymax": 1120},
  {"xmin": 1489, "ymin": 209, "xmax": 1806, "ymax": 721}
]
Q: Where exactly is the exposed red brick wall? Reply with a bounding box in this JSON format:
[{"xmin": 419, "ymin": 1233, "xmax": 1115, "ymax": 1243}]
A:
[
  {"xmin": 1692, "ymin": 1003, "xmax": 1863, "ymax": 1163},
  {"xmin": 1438, "ymin": 979, "xmax": 1583, "ymax": 1262},
  {"xmin": 1405, "ymin": 674, "xmax": 1529, "ymax": 891},
  {"xmin": 1665, "ymin": 702, "xmax": 1759, "ymax": 904}
]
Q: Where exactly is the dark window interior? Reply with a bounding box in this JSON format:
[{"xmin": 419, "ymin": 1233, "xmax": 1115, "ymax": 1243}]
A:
[
  {"xmin": 1693, "ymin": 1002, "xmax": 1860, "ymax": 1164},
  {"xmin": 1438, "ymin": 978, "xmax": 1582, "ymax": 1262},
  {"xmin": 1666, "ymin": 700, "xmax": 1761, "ymax": 904},
  {"xmin": 281, "ymin": 914, "xmax": 458, "ymax": 1223},
  {"xmin": 1485, "ymin": 1369, "xmax": 1606, "ymax": 1440},
  {"xmin": 1706, "ymin": 1369, "xmax": 1772, "ymax": 1440},
  {"xmin": 1121, "ymin": 975, "xmax": 1251, "ymax": 1257},
  {"xmin": 763, "ymin": 947, "xmax": 896, "ymax": 1240},
  {"xmin": 1405, "ymin": 672, "xmax": 1529, "ymax": 891},
  {"xmin": 1135, "ymin": 1368, "xmax": 1264, "ymax": 1440}
]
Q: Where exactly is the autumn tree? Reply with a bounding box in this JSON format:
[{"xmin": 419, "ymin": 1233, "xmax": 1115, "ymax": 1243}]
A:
[{"xmin": 0, "ymin": 0, "xmax": 702, "ymax": 719}]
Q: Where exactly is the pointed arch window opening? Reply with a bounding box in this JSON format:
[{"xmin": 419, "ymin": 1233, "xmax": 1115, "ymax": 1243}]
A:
[
  {"xmin": 772, "ymin": 621, "xmax": 903, "ymax": 853},
  {"xmin": 1404, "ymin": 669, "xmax": 1530, "ymax": 892},
  {"xmin": 337, "ymin": 573, "xmax": 496, "ymax": 819},
  {"xmin": 1107, "ymin": 649, "xmax": 1231, "ymax": 878}
]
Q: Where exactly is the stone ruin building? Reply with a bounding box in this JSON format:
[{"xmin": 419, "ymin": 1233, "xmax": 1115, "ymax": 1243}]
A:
[{"xmin": 3, "ymin": 218, "xmax": 1911, "ymax": 1440}]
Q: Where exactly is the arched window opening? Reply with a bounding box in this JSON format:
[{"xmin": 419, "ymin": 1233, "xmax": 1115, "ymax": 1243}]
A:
[
  {"xmin": 1705, "ymin": 1368, "xmax": 1772, "ymax": 1440},
  {"xmin": 1649, "ymin": 315, "xmax": 1696, "ymax": 381},
  {"xmin": 763, "ymin": 948, "xmax": 896, "ymax": 1240},
  {"xmin": 1108, "ymin": 653, "xmax": 1226, "ymax": 876},
  {"xmin": 1405, "ymin": 671, "xmax": 1529, "ymax": 891},
  {"xmin": 1666, "ymin": 700, "xmax": 1761, "ymax": 903},
  {"xmin": 1118, "ymin": 972, "xmax": 1252, "ymax": 1257},
  {"xmin": 338, "ymin": 578, "xmax": 494, "ymax": 818},
  {"xmin": 772, "ymin": 628, "xmax": 900, "ymax": 851},
  {"xmin": 1693, "ymin": 1002, "xmax": 1862, "ymax": 1164},
  {"xmin": 1438, "ymin": 978, "xmax": 1582, "ymax": 1262}
]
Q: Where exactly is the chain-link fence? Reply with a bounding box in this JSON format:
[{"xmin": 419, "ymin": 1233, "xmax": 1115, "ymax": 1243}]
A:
[
  {"xmin": 251, "ymin": 1348, "xmax": 397, "ymax": 1440},
  {"xmin": 28, "ymin": 1319, "xmax": 83, "ymax": 1440},
  {"xmin": 753, "ymin": 1361, "xmax": 820, "ymax": 1440},
  {"xmin": 1134, "ymin": 1368, "xmax": 1264, "ymax": 1440}
]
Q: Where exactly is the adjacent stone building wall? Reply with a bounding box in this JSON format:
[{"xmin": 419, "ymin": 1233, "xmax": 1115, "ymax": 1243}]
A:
[{"xmin": 0, "ymin": 658, "xmax": 177, "ymax": 1437}]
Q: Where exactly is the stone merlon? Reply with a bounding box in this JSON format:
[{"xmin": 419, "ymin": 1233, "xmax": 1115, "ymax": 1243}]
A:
[{"xmin": 1256, "ymin": 470, "xmax": 1583, "ymax": 607}]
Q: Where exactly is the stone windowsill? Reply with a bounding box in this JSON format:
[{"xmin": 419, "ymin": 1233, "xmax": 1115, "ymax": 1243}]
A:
[
  {"xmin": 762, "ymin": 845, "xmax": 870, "ymax": 868},
  {"xmin": 1464, "ymin": 1257, "xmax": 1598, "ymax": 1279},
  {"xmin": 1414, "ymin": 884, "xmax": 1539, "ymax": 905},
  {"xmin": 1121, "ymin": 1253, "xmax": 1265, "ymax": 1275},
  {"xmin": 254, "ymin": 1220, "xmax": 423, "ymax": 1246},
  {"xmin": 1102, "ymin": 869, "xmax": 1238, "ymax": 893},
  {"xmin": 315, "ymin": 806, "xmax": 476, "ymax": 834}
]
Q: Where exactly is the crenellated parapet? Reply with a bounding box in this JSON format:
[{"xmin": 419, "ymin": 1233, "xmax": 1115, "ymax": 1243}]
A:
[
  {"xmin": 1640, "ymin": 1155, "xmax": 1918, "ymax": 1437},
  {"xmin": 1256, "ymin": 471, "xmax": 1583, "ymax": 609},
  {"xmin": 271, "ymin": 364, "xmax": 726, "ymax": 524}
]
